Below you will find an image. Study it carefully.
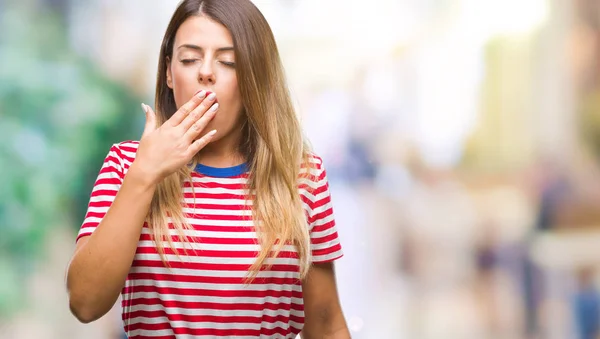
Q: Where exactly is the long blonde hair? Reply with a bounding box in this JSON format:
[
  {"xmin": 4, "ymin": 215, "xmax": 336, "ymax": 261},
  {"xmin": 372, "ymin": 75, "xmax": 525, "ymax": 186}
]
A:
[{"xmin": 149, "ymin": 0, "xmax": 313, "ymax": 279}]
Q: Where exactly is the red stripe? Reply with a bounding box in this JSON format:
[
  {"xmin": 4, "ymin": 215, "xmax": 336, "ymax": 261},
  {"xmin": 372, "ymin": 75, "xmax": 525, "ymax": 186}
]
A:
[
  {"xmin": 124, "ymin": 321, "xmax": 294, "ymax": 337},
  {"xmin": 312, "ymin": 183, "xmax": 328, "ymax": 196},
  {"xmin": 300, "ymin": 194, "xmax": 312, "ymax": 206},
  {"xmin": 118, "ymin": 144, "xmax": 139, "ymax": 154},
  {"xmin": 183, "ymin": 192, "xmax": 246, "ymax": 200},
  {"xmin": 76, "ymin": 232, "xmax": 91, "ymax": 243},
  {"xmin": 90, "ymin": 189, "xmax": 118, "ymax": 197},
  {"xmin": 184, "ymin": 181, "xmax": 247, "ymax": 190},
  {"xmin": 80, "ymin": 222, "xmax": 98, "ymax": 229},
  {"xmin": 312, "ymin": 243, "xmax": 342, "ymax": 257},
  {"xmin": 94, "ymin": 177, "xmax": 122, "ymax": 186},
  {"xmin": 138, "ymin": 233, "xmax": 259, "ymax": 245},
  {"xmin": 131, "ymin": 260, "xmax": 300, "ymax": 273},
  {"xmin": 182, "ymin": 213, "xmax": 253, "ymax": 221},
  {"xmin": 127, "ymin": 273, "xmax": 301, "ymax": 286},
  {"xmin": 311, "ymin": 194, "xmax": 331, "ymax": 210},
  {"xmin": 122, "ymin": 285, "xmax": 300, "ymax": 299},
  {"xmin": 87, "ymin": 200, "xmax": 113, "ymax": 208},
  {"xmin": 98, "ymin": 162, "xmax": 124, "ymax": 179},
  {"xmin": 123, "ymin": 309, "xmax": 293, "ymax": 325},
  {"xmin": 183, "ymin": 203, "xmax": 250, "ymax": 211},
  {"xmin": 135, "ymin": 247, "xmax": 262, "ymax": 258},
  {"xmin": 135, "ymin": 246, "xmax": 300, "ymax": 259},
  {"xmin": 308, "ymin": 208, "xmax": 333, "ymax": 225},
  {"xmin": 159, "ymin": 225, "xmax": 255, "ymax": 233},
  {"xmin": 124, "ymin": 298, "xmax": 301, "ymax": 312},
  {"xmin": 311, "ymin": 219, "xmax": 336, "ymax": 233},
  {"xmin": 310, "ymin": 231, "xmax": 339, "ymax": 245}
]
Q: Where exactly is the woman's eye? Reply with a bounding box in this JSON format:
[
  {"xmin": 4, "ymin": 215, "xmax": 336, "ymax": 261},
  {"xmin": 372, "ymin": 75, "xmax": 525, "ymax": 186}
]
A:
[
  {"xmin": 220, "ymin": 61, "xmax": 236, "ymax": 67},
  {"xmin": 181, "ymin": 59, "xmax": 199, "ymax": 65}
]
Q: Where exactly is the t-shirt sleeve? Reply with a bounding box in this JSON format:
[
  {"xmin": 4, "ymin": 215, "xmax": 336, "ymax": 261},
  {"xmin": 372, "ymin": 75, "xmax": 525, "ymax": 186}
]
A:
[
  {"xmin": 76, "ymin": 144, "xmax": 125, "ymax": 243},
  {"xmin": 306, "ymin": 158, "xmax": 343, "ymax": 263}
]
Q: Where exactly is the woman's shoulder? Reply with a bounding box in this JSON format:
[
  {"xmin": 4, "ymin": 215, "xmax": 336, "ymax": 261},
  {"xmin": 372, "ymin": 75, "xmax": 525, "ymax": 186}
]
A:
[
  {"xmin": 300, "ymin": 152, "xmax": 328, "ymax": 185},
  {"xmin": 303, "ymin": 151, "xmax": 327, "ymax": 173},
  {"xmin": 104, "ymin": 140, "xmax": 140, "ymax": 166},
  {"xmin": 112, "ymin": 140, "xmax": 140, "ymax": 152},
  {"xmin": 109, "ymin": 140, "xmax": 140, "ymax": 154}
]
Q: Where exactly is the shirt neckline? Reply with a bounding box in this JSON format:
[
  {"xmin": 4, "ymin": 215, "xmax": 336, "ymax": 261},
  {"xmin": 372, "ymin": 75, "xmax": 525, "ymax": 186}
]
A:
[{"xmin": 194, "ymin": 163, "xmax": 248, "ymax": 178}]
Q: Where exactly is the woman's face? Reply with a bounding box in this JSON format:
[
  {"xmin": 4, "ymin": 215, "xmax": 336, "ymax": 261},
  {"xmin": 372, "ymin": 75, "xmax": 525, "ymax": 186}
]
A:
[{"xmin": 166, "ymin": 15, "xmax": 243, "ymax": 141}]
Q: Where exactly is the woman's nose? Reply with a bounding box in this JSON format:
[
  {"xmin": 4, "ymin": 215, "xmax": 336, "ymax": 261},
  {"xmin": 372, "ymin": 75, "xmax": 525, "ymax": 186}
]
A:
[{"xmin": 198, "ymin": 62, "xmax": 215, "ymax": 84}]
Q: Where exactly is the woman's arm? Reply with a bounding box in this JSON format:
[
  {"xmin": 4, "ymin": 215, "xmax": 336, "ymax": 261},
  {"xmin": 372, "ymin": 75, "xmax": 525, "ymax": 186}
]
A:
[
  {"xmin": 66, "ymin": 92, "xmax": 218, "ymax": 323},
  {"xmin": 301, "ymin": 262, "xmax": 351, "ymax": 339},
  {"xmin": 66, "ymin": 168, "xmax": 156, "ymax": 323}
]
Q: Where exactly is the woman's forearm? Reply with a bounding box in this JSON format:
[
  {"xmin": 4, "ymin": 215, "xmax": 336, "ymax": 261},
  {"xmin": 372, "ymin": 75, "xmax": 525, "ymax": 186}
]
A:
[{"xmin": 66, "ymin": 165, "xmax": 156, "ymax": 323}]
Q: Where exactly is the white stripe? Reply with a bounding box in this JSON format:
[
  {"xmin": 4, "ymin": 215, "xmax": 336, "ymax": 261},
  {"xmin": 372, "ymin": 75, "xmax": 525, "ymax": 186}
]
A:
[
  {"xmin": 124, "ymin": 329, "xmax": 284, "ymax": 339},
  {"xmin": 88, "ymin": 195, "xmax": 116, "ymax": 203},
  {"xmin": 122, "ymin": 161, "xmax": 134, "ymax": 170},
  {"xmin": 85, "ymin": 206, "xmax": 110, "ymax": 214},
  {"xmin": 82, "ymin": 216, "xmax": 103, "ymax": 224},
  {"xmin": 122, "ymin": 291, "xmax": 302, "ymax": 305},
  {"xmin": 312, "ymin": 251, "xmax": 343, "ymax": 263},
  {"xmin": 183, "ymin": 187, "xmax": 248, "ymax": 195},
  {"xmin": 122, "ymin": 303, "xmax": 304, "ymax": 318},
  {"xmin": 127, "ymin": 316, "xmax": 292, "ymax": 331},
  {"xmin": 311, "ymin": 189, "xmax": 331, "ymax": 202},
  {"xmin": 118, "ymin": 141, "xmax": 139, "ymax": 148},
  {"xmin": 140, "ymin": 227, "xmax": 256, "ymax": 238},
  {"xmin": 163, "ymin": 218, "xmax": 255, "ymax": 227},
  {"xmin": 126, "ymin": 280, "xmax": 303, "ymax": 295},
  {"xmin": 180, "ymin": 207, "xmax": 252, "ymax": 216},
  {"xmin": 134, "ymin": 253, "xmax": 299, "ymax": 266},
  {"xmin": 91, "ymin": 183, "xmax": 120, "ymax": 191},
  {"xmin": 100, "ymin": 158, "xmax": 122, "ymax": 170},
  {"xmin": 77, "ymin": 227, "xmax": 96, "ymax": 235},
  {"xmin": 119, "ymin": 149, "xmax": 137, "ymax": 158},
  {"xmin": 191, "ymin": 176, "xmax": 248, "ymax": 185},
  {"xmin": 125, "ymin": 329, "xmax": 174, "ymax": 337},
  {"xmin": 182, "ymin": 197, "xmax": 251, "ymax": 206},
  {"xmin": 310, "ymin": 204, "xmax": 333, "ymax": 220},
  {"xmin": 129, "ymin": 266, "xmax": 300, "ymax": 279},
  {"xmin": 96, "ymin": 170, "xmax": 121, "ymax": 181},
  {"xmin": 311, "ymin": 238, "xmax": 341, "ymax": 251},
  {"xmin": 299, "ymin": 187, "xmax": 330, "ymax": 205},
  {"xmin": 137, "ymin": 240, "xmax": 295, "ymax": 252},
  {"xmin": 310, "ymin": 223, "xmax": 337, "ymax": 239}
]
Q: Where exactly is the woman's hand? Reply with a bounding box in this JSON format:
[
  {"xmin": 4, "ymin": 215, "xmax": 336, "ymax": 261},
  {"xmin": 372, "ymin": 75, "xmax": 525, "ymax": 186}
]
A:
[{"xmin": 132, "ymin": 90, "xmax": 219, "ymax": 185}]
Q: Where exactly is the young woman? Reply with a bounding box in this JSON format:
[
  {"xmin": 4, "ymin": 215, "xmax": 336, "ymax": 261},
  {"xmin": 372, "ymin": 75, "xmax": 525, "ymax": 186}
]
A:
[{"xmin": 65, "ymin": 0, "xmax": 349, "ymax": 338}]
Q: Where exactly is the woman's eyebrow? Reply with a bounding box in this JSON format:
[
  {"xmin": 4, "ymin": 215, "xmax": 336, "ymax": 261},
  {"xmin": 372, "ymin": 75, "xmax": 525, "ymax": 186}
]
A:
[{"xmin": 177, "ymin": 44, "xmax": 234, "ymax": 53}]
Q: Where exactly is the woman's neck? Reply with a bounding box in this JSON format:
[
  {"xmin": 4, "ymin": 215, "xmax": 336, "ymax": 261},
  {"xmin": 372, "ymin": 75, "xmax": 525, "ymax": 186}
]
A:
[{"xmin": 195, "ymin": 129, "xmax": 245, "ymax": 168}]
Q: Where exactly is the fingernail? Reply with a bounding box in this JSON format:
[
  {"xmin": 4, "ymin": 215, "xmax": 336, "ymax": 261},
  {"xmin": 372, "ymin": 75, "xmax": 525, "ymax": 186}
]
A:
[
  {"xmin": 207, "ymin": 92, "xmax": 216, "ymax": 101},
  {"xmin": 196, "ymin": 90, "xmax": 206, "ymax": 98},
  {"xmin": 209, "ymin": 103, "xmax": 219, "ymax": 112},
  {"xmin": 208, "ymin": 129, "xmax": 217, "ymax": 136},
  {"xmin": 141, "ymin": 103, "xmax": 148, "ymax": 113}
]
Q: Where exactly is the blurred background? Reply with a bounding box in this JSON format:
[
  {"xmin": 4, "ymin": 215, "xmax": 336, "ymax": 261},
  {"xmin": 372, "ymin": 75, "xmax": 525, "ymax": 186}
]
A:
[{"xmin": 2, "ymin": 0, "xmax": 600, "ymax": 338}]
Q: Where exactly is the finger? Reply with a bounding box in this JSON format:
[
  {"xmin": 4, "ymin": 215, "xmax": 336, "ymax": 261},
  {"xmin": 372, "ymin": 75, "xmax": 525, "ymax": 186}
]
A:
[
  {"xmin": 178, "ymin": 92, "xmax": 217, "ymax": 131},
  {"xmin": 166, "ymin": 90, "xmax": 207, "ymax": 127},
  {"xmin": 186, "ymin": 129, "xmax": 217, "ymax": 157},
  {"xmin": 141, "ymin": 103, "xmax": 156, "ymax": 139},
  {"xmin": 182, "ymin": 103, "xmax": 219, "ymax": 143}
]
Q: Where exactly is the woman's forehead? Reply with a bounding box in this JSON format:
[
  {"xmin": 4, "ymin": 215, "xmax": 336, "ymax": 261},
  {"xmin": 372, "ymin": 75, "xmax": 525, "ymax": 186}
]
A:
[{"xmin": 174, "ymin": 16, "xmax": 233, "ymax": 50}]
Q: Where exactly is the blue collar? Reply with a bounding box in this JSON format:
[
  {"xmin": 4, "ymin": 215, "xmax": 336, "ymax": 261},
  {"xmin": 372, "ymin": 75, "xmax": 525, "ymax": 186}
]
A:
[{"xmin": 194, "ymin": 163, "xmax": 248, "ymax": 177}]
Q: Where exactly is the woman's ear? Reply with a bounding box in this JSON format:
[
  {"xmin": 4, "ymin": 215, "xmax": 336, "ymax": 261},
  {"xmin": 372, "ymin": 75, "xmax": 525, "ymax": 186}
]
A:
[{"xmin": 166, "ymin": 56, "xmax": 173, "ymax": 89}]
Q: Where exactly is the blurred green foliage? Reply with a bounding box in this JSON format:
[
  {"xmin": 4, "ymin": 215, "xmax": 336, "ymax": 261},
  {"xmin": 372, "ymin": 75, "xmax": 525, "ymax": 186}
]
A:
[{"xmin": 0, "ymin": 2, "xmax": 141, "ymax": 317}]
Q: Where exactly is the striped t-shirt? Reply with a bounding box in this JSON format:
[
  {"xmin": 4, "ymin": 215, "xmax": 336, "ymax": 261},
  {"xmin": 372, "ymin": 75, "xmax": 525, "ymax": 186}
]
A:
[{"xmin": 77, "ymin": 141, "xmax": 343, "ymax": 338}]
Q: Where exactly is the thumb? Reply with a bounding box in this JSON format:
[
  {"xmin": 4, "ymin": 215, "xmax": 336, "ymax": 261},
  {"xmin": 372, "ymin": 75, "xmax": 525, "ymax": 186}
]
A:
[{"xmin": 141, "ymin": 103, "xmax": 157, "ymax": 139}]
